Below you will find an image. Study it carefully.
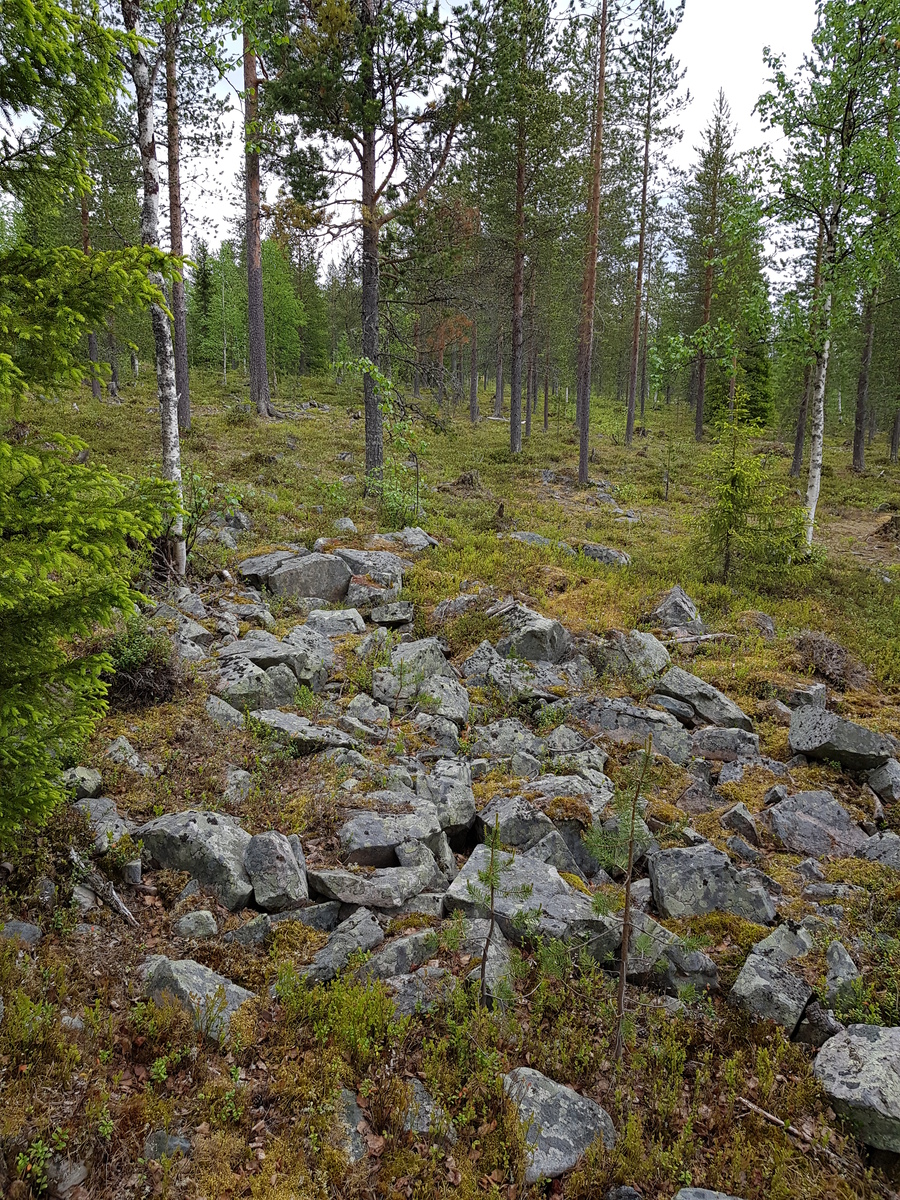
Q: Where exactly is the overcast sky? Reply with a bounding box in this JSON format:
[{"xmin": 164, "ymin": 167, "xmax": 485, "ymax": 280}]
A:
[{"xmin": 185, "ymin": 0, "xmax": 819, "ymax": 249}]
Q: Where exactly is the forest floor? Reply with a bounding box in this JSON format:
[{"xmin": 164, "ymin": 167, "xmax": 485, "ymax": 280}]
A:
[{"xmin": 3, "ymin": 371, "xmax": 900, "ymax": 1200}]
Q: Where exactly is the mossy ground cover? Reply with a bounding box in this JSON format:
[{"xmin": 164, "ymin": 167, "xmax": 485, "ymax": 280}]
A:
[{"xmin": 2, "ymin": 371, "xmax": 899, "ymax": 1197}]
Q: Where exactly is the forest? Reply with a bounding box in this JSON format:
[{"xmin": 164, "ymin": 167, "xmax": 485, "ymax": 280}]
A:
[{"xmin": 2, "ymin": 0, "xmax": 900, "ymax": 1197}]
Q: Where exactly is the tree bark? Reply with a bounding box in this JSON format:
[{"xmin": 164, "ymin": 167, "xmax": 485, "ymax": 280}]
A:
[
  {"xmin": 80, "ymin": 196, "xmax": 102, "ymax": 400},
  {"xmin": 165, "ymin": 19, "xmax": 190, "ymax": 431},
  {"xmin": 469, "ymin": 318, "xmax": 478, "ymax": 422},
  {"xmin": 626, "ymin": 57, "xmax": 654, "ymax": 446},
  {"xmin": 853, "ymin": 289, "xmax": 877, "ymax": 472},
  {"xmin": 244, "ymin": 32, "xmax": 275, "ymax": 420},
  {"xmin": 122, "ymin": 0, "xmax": 185, "ymax": 575},
  {"xmin": 107, "ymin": 326, "xmax": 119, "ymax": 399},
  {"xmin": 360, "ymin": 0, "xmax": 383, "ymax": 481},
  {"xmin": 891, "ymin": 407, "xmax": 900, "ymax": 463},
  {"xmin": 413, "ymin": 318, "xmax": 421, "ymax": 397},
  {"xmin": 576, "ymin": 0, "xmax": 609, "ymax": 484},
  {"xmin": 805, "ymin": 294, "xmax": 833, "ymax": 549},
  {"xmin": 543, "ymin": 348, "xmax": 549, "ymax": 432},
  {"xmin": 510, "ymin": 117, "xmax": 526, "ymax": 454},
  {"xmin": 494, "ymin": 330, "xmax": 504, "ymax": 416}
]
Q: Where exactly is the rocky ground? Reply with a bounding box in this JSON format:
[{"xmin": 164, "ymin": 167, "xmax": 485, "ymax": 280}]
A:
[{"xmin": 2, "ymin": 503, "xmax": 899, "ymax": 1200}]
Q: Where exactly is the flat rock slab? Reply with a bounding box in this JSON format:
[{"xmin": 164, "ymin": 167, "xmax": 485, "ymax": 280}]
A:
[
  {"xmin": 304, "ymin": 608, "xmax": 365, "ymax": 637},
  {"xmin": 574, "ymin": 697, "xmax": 691, "ymax": 765},
  {"xmin": 268, "ymin": 553, "xmax": 351, "ymax": 601},
  {"xmin": 146, "ymin": 957, "xmax": 255, "ymax": 1042},
  {"xmin": 303, "ymin": 908, "xmax": 384, "ymax": 983},
  {"xmin": 728, "ymin": 953, "xmax": 813, "ymax": 1033},
  {"xmin": 813, "ymin": 1024, "xmax": 900, "ymax": 1152},
  {"xmin": 418, "ymin": 759, "xmax": 477, "ymax": 837},
  {"xmin": 307, "ymin": 865, "xmax": 432, "ymax": 909},
  {"xmin": 137, "ymin": 810, "xmax": 253, "ymax": 911},
  {"xmin": 600, "ymin": 630, "xmax": 669, "ymax": 681},
  {"xmin": 245, "ymin": 830, "xmax": 308, "ymax": 911},
  {"xmin": 503, "ymin": 1067, "xmax": 615, "ymax": 1183},
  {"xmin": 250, "ymin": 710, "xmax": 359, "ymax": 754},
  {"xmin": 338, "ymin": 790, "xmax": 443, "ymax": 866},
  {"xmin": 764, "ymin": 790, "xmax": 869, "ymax": 858},
  {"xmin": 495, "ymin": 603, "xmax": 572, "ymax": 664},
  {"xmin": 649, "ymin": 844, "xmax": 776, "ymax": 925},
  {"xmin": 789, "ymin": 707, "xmax": 893, "ymax": 772},
  {"xmin": 237, "ymin": 550, "xmax": 308, "ymax": 586},
  {"xmin": 655, "ymin": 668, "xmax": 752, "ymax": 731},
  {"xmin": 860, "ymin": 831, "xmax": 900, "ymax": 871},
  {"xmin": 470, "ymin": 719, "xmax": 544, "ymax": 759}
]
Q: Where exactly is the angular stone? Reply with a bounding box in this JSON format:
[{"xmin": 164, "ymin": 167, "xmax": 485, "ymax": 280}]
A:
[
  {"xmin": 600, "ymin": 630, "xmax": 670, "ymax": 681},
  {"xmin": 496, "ymin": 604, "xmax": 572, "ymax": 664},
  {"xmin": 265, "ymin": 662, "xmax": 299, "ymax": 706},
  {"xmin": 62, "ymin": 766, "xmax": 102, "ymax": 799},
  {"xmin": 212, "ymin": 657, "xmax": 278, "ymax": 712},
  {"xmin": 649, "ymin": 844, "xmax": 776, "ymax": 924},
  {"xmin": 174, "ymin": 910, "xmax": 218, "ymax": 939},
  {"xmin": 146, "ymin": 957, "xmax": 255, "ymax": 1041},
  {"xmin": 647, "ymin": 585, "xmax": 705, "ymax": 632},
  {"xmin": 655, "ymin": 668, "xmax": 752, "ymax": 731},
  {"xmin": 338, "ymin": 790, "xmax": 443, "ymax": 866},
  {"xmin": 137, "ymin": 811, "xmax": 253, "ymax": 911},
  {"xmin": 223, "ymin": 767, "xmax": 252, "ymax": 806},
  {"xmin": 0, "ymin": 920, "xmax": 42, "ymax": 946},
  {"xmin": 418, "ymin": 759, "xmax": 476, "ymax": 836},
  {"xmin": 751, "ymin": 922, "xmax": 813, "ymax": 965},
  {"xmin": 237, "ymin": 550, "xmax": 306, "ymax": 587},
  {"xmin": 245, "ymin": 831, "xmax": 308, "ymax": 911},
  {"xmin": 105, "ymin": 735, "xmax": 153, "ymax": 776},
  {"xmin": 206, "ymin": 694, "xmax": 246, "ymax": 729},
  {"xmin": 574, "ymin": 696, "xmax": 691, "ymax": 765},
  {"xmin": 303, "ymin": 908, "xmax": 384, "ymax": 983},
  {"xmin": 813, "ymin": 1024, "xmax": 900, "ymax": 1152},
  {"xmin": 355, "ymin": 929, "xmax": 434, "ymax": 980},
  {"xmin": 346, "ymin": 693, "xmax": 390, "ymax": 726},
  {"xmin": 270, "ymin": 901, "xmax": 342, "ymax": 932},
  {"xmin": 522, "ymin": 830, "xmax": 586, "ymax": 879},
  {"xmin": 581, "ymin": 544, "xmax": 630, "ymax": 567},
  {"xmin": 860, "ymin": 830, "xmax": 900, "ymax": 871},
  {"xmin": 470, "ymin": 719, "xmax": 543, "ymax": 759},
  {"xmin": 729, "ymin": 954, "xmax": 813, "ymax": 1032},
  {"xmin": 218, "ymin": 626, "xmax": 334, "ymax": 692},
  {"xmin": 74, "ymin": 795, "xmax": 132, "ymax": 853},
  {"xmin": 445, "ymin": 845, "xmax": 602, "ymax": 944},
  {"xmin": 403, "ymin": 1078, "xmax": 457, "ymax": 1143},
  {"xmin": 268, "ymin": 553, "xmax": 351, "ymax": 601},
  {"xmin": 788, "ymin": 708, "xmax": 893, "ymax": 772},
  {"xmin": 373, "ymin": 525, "xmax": 437, "ymax": 552},
  {"xmin": 673, "ymin": 1192, "xmax": 745, "ymax": 1200},
  {"xmin": 478, "ymin": 795, "xmax": 555, "ymax": 850},
  {"xmin": 249, "ymin": 709, "xmax": 359, "ymax": 754},
  {"xmin": 144, "ymin": 1131, "xmax": 192, "ymax": 1161},
  {"xmin": 414, "ymin": 713, "xmax": 460, "ymax": 751},
  {"xmin": 825, "ymin": 940, "xmax": 859, "ymax": 1004},
  {"xmin": 373, "ymin": 638, "xmax": 454, "ymax": 707},
  {"xmin": 868, "ymin": 759, "xmax": 900, "ymax": 803},
  {"xmin": 371, "ymin": 601, "xmax": 414, "ymax": 627},
  {"xmin": 416, "ymin": 674, "xmax": 470, "ymax": 727},
  {"xmin": 692, "ymin": 727, "xmax": 760, "ymax": 762},
  {"xmin": 720, "ymin": 803, "xmax": 759, "ymax": 847},
  {"xmin": 794, "ymin": 1000, "xmax": 845, "ymax": 1048},
  {"xmin": 304, "ymin": 608, "xmax": 365, "ymax": 637},
  {"xmin": 765, "ymin": 790, "xmax": 869, "ymax": 857},
  {"xmin": 307, "ymin": 865, "xmax": 433, "ymax": 909},
  {"xmin": 503, "ymin": 1067, "xmax": 615, "ymax": 1184},
  {"xmin": 659, "ymin": 946, "xmax": 719, "ymax": 997},
  {"xmin": 334, "ymin": 547, "xmax": 405, "ymax": 590}
]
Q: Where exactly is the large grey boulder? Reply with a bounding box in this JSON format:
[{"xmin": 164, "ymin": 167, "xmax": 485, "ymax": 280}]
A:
[
  {"xmin": 581, "ymin": 544, "xmax": 630, "ymax": 567},
  {"xmin": 868, "ymin": 759, "xmax": 900, "ymax": 803},
  {"xmin": 470, "ymin": 719, "xmax": 543, "ymax": 759},
  {"xmin": 751, "ymin": 922, "xmax": 813, "ymax": 966},
  {"xmin": 478, "ymin": 795, "xmax": 555, "ymax": 850},
  {"xmin": 692, "ymin": 727, "xmax": 760, "ymax": 762},
  {"xmin": 764, "ymin": 790, "xmax": 869, "ymax": 857},
  {"xmin": 373, "ymin": 638, "xmax": 454, "ymax": 707},
  {"xmin": 600, "ymin": 630, "xmax": 670, "ymax": 681},
  {"xmin": 417, "ymin": 759, "xmax": 477, "ymax": 837},
  {"xmin": 416, "ymin": 674, "xmax": 470, "ymax": 727},
  {"xmin": 334, "ymin": 547, "xmax": 405, "ymax": 591},
  {"xmin": 338, "ymin": 790, "xmax": 443, "ymax": 866},
  {"xmin": 495, "ymin": 603, "xmax": 572, "ymax": 664},
  {"xmin": 813, "ymin": 1025, "xmax": 900, "ymax": 1152},
  {"xmin": 445, "ymin": 845, "xmax": 620, "ymax": 956},
  {"xmin": 206, "ymin": 695, "xmax": 245, "ymax": 730},
  {"xmin": 825, "ymin": 940, "xmax": 859, "ymax": 1004},
  {"xmin": 503, "ymin": 1067, "xmax": 615, "ymax": 1184},
  {"xmin": 859, "ymin": 830, "xmax": 900, "ymax": 871},
  {"xmin": 788, "ymin": 707, "xmax": 893, "ymax": 772},
  {"xmin": 307, "ymin": 865, "xmax": 433, "ymax": 909},
  {"xmin": 648, "ymin": 844, "xmax": 776, "ymax": 924},
  {"xmin": 212, "ymin": 657, "xmax": 278, "ymax": 711},
  {"xmin": 728, "ymin": 954, "xmax": 813, "ymax": 1033},
  {"xmin": 268, "ymin": 553, "xmax": 351, "ymax": 601},
  {"xmin": 654, "ymin": 668, "xmax": 752, "ymax": 731},
  {"xmin": 648, "ymin": 585, "xmax": 706, "ymax": 632},
  {"xmin": 302, "ymin": 908, "xmax": 384, "ymax": 984},
  {"xmin": 574, "ymin": 696, "xmax": 691, "ymax": 765},
  {"xmin": 217, "ymin": 627, "xmax": 334, "ymax": 691},
  {"xmin": 62, "ymin": 766, "xmax": 103, "ymax": 799},
  {"xmin": 146, "ymin": 958, "xmax": 255, "ymax": 1042},
  {"xmin": 355, "ymin": 929, "xmax": 434, "ymax": 980},
  {"xmin": 237, "ymin": 549, "xmax": 307, "ymax": 587},
  {"xmin": 250, "ymin": 709, "xmax": 359, "ymax": 754},
  {"xmin": 137, "ymin": 811, "xmax": 253, "ymax": 910},
  {"xmin": 304, "ymin": 608, "xmax": 365, "ymax": 638},
  {"xmin": 245, "ymin": 831, "xmax": 308, "ymax": 911}
]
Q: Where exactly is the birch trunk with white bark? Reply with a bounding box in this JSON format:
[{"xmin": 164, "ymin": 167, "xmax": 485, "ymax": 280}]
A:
[
  {"xmin": 122, "ymin": 0, "xmax": 185, "ymax": 576},
  {"xmin": 805, "ymin": 297, "xmax": 832, "ymax": 549}
]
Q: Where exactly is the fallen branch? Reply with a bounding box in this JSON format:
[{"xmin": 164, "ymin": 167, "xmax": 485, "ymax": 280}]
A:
[
  {"xmin": 735, "ymin": 1095, "xmax": 873, "ymax": 1184},
  {"xmin": 70, "ymin": 849, "xmax": 139, "ymax": 929}
]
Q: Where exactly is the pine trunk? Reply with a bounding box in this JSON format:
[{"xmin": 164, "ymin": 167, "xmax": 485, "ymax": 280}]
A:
[
  {"xmin": 576, "ymin": 0, "xmax": 609, "ymax": 484},
  {"xmin": 626, "ymin": 65, "xmax": 654, "ymax": 446},
  {"xmin": 122, "ymin": 0, "xmax": 185, "ymax": 575},
  {"xmin": 107, "ymin": 327, "xmax": 120, "ymax": 399},
  {"xmin": 165, "ymin": 19, "xmax": 191, "ymax": 431},
  {"xmin": 469, "ymin": 319, "xmax": 478, "ymax": 422},
  {"xmin": 509, "ymin": 119, "xmax": 526, "ymax": 454},
  {"xmin": 853, "ymin": 289, "xmax": 877, "ymax": 472},
  {"xmin": 244, "ymin": 34, "xmax": 275, "ymax": 420},
  {"xmin": 891, "ymin": 408, "xmax": 900, "ymax": 463},
  {"xmin": 80, "ymin": 197, "xmax": 102, "ymax": 400},
  {"xmin": 360, "ymin": 0, "xmax": 383, "ymax": 482},
  {"xmin": 494, "ymin": 332, "xmax": 504, "ymax": 417}
]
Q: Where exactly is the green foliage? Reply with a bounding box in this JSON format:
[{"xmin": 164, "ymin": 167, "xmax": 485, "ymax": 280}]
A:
[
  {"xmin": 0, "ymin": 436, "xmax": 173, "ymax": 830},
  {"xmin": 694, "ymin": 398, "xmax": 805, "ymax": 583}
]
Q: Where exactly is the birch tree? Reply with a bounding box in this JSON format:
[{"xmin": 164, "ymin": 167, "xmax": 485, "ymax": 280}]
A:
[
  {"xmin": 122, "ymin": 0, "xmax": 186, "ymax": 574},
  {"xmin": 759, "ymin": 0, "xmax": 900, "ymax": 548}
]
